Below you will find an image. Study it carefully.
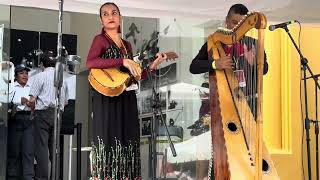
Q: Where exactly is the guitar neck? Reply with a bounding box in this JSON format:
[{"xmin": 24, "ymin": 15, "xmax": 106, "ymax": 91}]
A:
[
  {"xmin": 134, "ymin": 51, "xmax": 178, "ymax": 70},
  {"xmin": 136, "ymin": 55, "xmax": 158, "ymax": 70}
]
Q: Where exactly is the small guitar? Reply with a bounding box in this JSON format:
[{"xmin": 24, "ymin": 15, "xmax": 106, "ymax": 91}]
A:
[{"xmin": 88, "ymin": 52, "xmax": 178, "ymax": 97}]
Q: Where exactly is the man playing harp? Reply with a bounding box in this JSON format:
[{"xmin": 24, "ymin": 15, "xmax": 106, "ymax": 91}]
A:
[
  {"xmin": 188, "ymin": 3, "xmax": 275, "ymax": 180},
  {"xmin": 190, "ymin": 3, "xmax": 268, "ymax": 112}
]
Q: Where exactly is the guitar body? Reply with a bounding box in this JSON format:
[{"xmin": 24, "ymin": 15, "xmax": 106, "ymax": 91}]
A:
[
  {"xmin": 88, "ymin": 68, "xmax": 132, "ymax": 97},
  {"xmin": 88, "ymin": 52, "xmax": 178, "ymax": 97}
]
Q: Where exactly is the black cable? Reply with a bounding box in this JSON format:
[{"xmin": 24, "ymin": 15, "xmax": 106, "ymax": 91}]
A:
[
  {"xmin": 296, "ymin": 20, "xmax": 306, "ymax": 180},
  {"xmin": 301, "ymin": 61, "xmax": 306, "ymax": 180}
]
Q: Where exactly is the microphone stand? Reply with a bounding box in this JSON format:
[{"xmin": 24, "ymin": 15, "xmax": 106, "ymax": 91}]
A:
[
  {"xmin": 314, "ymin": 75, "xmax": 319, "ymax": 180},
  {"xmin": 282, "ymin": 25, "xmax": 320, "ymax": 180},
  {"xmin": 52, "ymin": 0, "xmax": 64, "ymax": 179},
  {"xmin": 146, "ymin": 65, "xmax": 176, "ymax": 180}
]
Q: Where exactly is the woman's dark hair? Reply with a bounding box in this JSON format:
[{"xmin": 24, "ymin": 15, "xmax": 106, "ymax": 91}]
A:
[
  {"xmin": 99, "ymin": 2, "xmax": 121, "ymax": 18},
  {"xmin": 227, "ymin": 4, "xmax": 248, "ymax": 17}
]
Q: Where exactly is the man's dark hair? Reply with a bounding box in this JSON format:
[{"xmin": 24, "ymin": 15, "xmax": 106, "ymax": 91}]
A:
[
  {"xmin": 227, "ymin": 4, "xmax": 248, "ymax": 17},
  {"xmin": 40, "ymin": 51, "xmax": 56, "ymax": 67}
]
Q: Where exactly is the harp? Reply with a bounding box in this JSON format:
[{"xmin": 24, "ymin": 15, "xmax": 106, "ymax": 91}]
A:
[{"xmin": 207, "ymin": 12, "xmax": 279, "ymax": 180}]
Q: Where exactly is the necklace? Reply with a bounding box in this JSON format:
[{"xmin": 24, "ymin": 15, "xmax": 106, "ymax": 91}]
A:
[{"xmin": 105, "ymin": 33, "xmax": 128, "ymax": 56}]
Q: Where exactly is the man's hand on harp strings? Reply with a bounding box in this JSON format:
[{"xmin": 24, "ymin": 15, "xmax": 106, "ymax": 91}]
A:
[
  {"xmin": 213, "ymin": 55, "xmax": 234, "ymax": 70},
  {"xmin": 243, "ymin": 44, "xmax": 256, "ymax": 65}
]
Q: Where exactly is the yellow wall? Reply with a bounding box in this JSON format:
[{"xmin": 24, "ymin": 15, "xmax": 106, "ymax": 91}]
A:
[{"xmin": 264, "ymin": 24, "xmax": 320, "ymax": 180}]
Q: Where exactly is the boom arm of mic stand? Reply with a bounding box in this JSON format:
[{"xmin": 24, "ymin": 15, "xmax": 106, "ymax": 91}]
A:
[
  {"xmin": 145, "ymin": 64, "xmax": 178, "ymax": 179},
  {"xmin": 155, "ymin": 105, "xmax": 177, "ymax": 157},
  {"xmin": 283, "ymin": 26, "xmax": 320, "ymax": 90},
  {"xmin": 146, "ymin": 69, "xmax": 177, "ymax": 157}
]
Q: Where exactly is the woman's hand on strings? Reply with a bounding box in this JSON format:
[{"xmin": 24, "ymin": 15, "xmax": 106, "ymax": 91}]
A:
[
  {"xmin": 215, "ymin": 55, "xmax": 234, "ymax": 70},
  {"xmin": 123, "ymin": 59, "xmax": 142, "ymax": 80},
  {"xmin": 149, "ymin": 53, "xmax": 168, "ymax": 71}
]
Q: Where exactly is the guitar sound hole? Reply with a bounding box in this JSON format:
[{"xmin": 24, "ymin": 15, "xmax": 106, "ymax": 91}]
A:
[
  {"xmin": 262, "ymin": 159, "xmax": 270, "ymax": 172},
  {"xmin": 227, "ymin": 122, "xmax": 238, "ymax": 132}
]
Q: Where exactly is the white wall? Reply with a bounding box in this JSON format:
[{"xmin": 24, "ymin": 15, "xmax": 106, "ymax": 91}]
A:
[
  {"xmin": 69, "ymin": 12, "xmax": 100, "ymax": 71},
  {"xmin": 11, "ymin": 6, "xmax": 71, "ymax": 33},
  {"xmin": 0, "ymin": 5, "xmax": 10, "ymax": 28}
]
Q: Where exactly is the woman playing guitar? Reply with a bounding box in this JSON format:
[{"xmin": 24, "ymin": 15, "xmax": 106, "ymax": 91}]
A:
[{"xmin": 86, "ymin": 2, "xmax": 170, "ymax": 179}]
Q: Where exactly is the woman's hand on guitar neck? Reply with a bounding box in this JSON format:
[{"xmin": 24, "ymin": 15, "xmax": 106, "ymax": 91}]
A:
[
  {"xmin": 149, "ymin": 53, "xmax": 168, "ymax": 71},
  {"xmin": 123, "ymin": 59, "xmax": 142, "ymax": 80}
]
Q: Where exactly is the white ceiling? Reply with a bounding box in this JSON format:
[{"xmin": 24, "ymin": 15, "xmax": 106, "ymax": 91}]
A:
[{"xmin": 0, "ymin": 0, "xmax": 320, "ymax": 24}]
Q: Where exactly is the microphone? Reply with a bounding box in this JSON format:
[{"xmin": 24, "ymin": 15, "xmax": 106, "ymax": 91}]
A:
[{"xmin": 269, "ymin": 20, "xmax": 298, "ymax": 31}]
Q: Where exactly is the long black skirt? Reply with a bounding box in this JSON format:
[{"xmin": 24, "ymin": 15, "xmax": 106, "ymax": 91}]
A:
[{"xmin": 91, "ymin": 89, "xmax": 141, "ymax": 179}]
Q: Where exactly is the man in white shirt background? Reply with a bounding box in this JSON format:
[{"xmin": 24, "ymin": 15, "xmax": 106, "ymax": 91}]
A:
[
  {"xmin": 29, "ymin": 51, "xmax": 67, "ymax": 180},
  {"xmin": 7, "ymin": 64, "xmax": 34, "ymax": 180}
]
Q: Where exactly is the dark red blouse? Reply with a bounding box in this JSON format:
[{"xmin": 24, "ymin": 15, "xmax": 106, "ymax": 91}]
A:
[{"xmin": 86, "ymin": 29, "xmax": 150, "ymax": 79}]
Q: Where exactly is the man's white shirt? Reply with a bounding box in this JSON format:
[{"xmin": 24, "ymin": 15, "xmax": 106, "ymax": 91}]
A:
[{"xmin": 11, "ymin": 81, "xmax": 31, "ymax": 111}]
